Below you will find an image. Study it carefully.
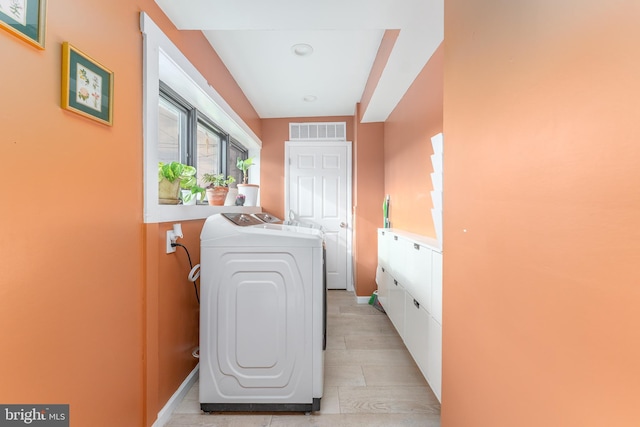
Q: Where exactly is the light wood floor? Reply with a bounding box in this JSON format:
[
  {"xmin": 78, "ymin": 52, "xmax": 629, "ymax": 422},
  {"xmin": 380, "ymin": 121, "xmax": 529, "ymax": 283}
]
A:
[{"xmin": 166, "ymin": 290, "xmax": 441, "ymax": 426}]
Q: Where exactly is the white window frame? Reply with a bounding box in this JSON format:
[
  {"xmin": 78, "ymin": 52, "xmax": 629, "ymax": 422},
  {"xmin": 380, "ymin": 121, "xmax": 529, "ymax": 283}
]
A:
[{"xmin": 140, "ymin": 12, "xmax": 262, "ymax": 223}]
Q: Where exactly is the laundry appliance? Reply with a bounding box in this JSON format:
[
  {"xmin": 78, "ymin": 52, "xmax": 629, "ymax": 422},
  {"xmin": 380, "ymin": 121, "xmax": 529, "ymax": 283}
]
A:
[{"xmin": 199, "ymin": 213, "xmax": 325, "ymax": 412}]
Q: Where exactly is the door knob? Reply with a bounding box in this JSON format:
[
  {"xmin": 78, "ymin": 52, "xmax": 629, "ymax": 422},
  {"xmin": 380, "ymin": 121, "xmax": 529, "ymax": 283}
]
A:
[{"xmin": 340, "ymin": 222, "xmax": 346, "ymax": 228}]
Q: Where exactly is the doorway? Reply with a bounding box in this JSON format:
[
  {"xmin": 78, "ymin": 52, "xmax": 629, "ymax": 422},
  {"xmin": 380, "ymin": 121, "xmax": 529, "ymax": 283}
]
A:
[{"xmin": 285, "ymin": 141, "xmax": 353, "ymax": 290}]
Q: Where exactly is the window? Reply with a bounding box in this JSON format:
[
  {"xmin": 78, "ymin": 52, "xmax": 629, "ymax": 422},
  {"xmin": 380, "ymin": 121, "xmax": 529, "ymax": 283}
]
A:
[
  {"xmin": 158, "ymin": 91, "xmax": 188, "ymax": 164},
  {"xmin": 159, "ymin": 83, "xmax": 247, "ymax": 189},
  {"xmin": 227, "ymin": 139, "xmax": 247, "ymax": 185},
  {"xmin": 141, "ymin": 12, "xmax": 261, "ymax": 223},
  {"xmin": 196, "ymin": 118, "xmax": 221, "ymax": 184}
]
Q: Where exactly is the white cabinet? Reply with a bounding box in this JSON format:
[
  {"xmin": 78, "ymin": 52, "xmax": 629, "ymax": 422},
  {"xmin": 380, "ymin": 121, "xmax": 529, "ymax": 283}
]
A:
[{"xmin": 376, "ymin": 228, "xmax": 442, "ymax": 401}]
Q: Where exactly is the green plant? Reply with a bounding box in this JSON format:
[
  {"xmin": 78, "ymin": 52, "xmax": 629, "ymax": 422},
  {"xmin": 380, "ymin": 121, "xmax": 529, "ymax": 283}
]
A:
[
  {"xmin": 236, "ymin": 157, "xmax": 254, "ymax": 184},
  {"xmin": 202, "ymin": 173, "xmax": 236, "ymax": 188},
  {"xmin": 158, "ymin": 161, "xmax": 197, "ymax": 187}
]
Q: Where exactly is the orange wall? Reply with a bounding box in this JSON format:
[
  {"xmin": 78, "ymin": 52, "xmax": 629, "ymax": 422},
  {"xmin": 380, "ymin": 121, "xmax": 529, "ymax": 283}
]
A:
[
  {"xmin": 149, "ymin": 221, "xmax": 202, "ymax": 417},
  {"xmin": 353, "ymin": 109, "xmax": 385, "ymax": 296},
  {"xmin": 0, "ymin": 1, "xmax": 260, "ymax": 426},
  {"xmin": 442, "ymin": 1, "xmax": 640, "ymax": 426},
  {"xmin": 384, "ymin": 43, "xmax": 444, "ymax": 235}
]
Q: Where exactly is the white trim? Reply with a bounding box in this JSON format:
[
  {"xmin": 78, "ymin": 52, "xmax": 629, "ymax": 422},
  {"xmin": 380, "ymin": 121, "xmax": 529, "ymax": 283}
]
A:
[
  {"xmin": 144, "ymin": 205, "xmax": 261, "ymax": 224},
  {"xmin": 284, "ymin": 140, "xmax": 354, "ymax": 292},
  {"xmin": 355, "ymin": 295, "xmax": 371, "ymax": 304},
  {"xmin": 140, "ymin": 12, "xmax": 262, "ymax": 223},
  {"xmin": 152, "ymin": 364, "xmax": 199, "ymax": 427}
]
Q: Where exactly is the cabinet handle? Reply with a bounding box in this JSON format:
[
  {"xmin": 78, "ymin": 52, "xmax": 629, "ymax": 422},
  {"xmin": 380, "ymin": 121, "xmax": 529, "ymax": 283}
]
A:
[
  {"xmin": 381, "ymin": 267, "xmax": 385, "ymax": 272},
  {"xmin": 381, "ymin": 231, "xmax": 385, "ymax": 235},
  {"xmin": 413, "ymin": 299, "xmax": 420, "ymax": 309},
  {"xmin": 394, "ymin": 236, "xmax": 398, "ymax": 240},
  {"xmin": 394, "ymin": 279, "xmax": 398, "ymax": 286},
  {"xmin": 413, "ymin": 243, "xmax": 420, "ymax": 250}
]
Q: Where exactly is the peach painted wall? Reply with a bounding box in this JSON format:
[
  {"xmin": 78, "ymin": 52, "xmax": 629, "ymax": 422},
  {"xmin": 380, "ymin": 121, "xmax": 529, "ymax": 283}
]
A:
[
  {"xmin": 353, "ymin": 108, "xmax": 385, "ymax": 297},
  {"xmin": 442, "ymin": 1, "xmax": 640, "ymax": 426},
  {"xmin": 144, "ymin": 221, "xmax": 204, "ymax": 424},
  {"xmin": 383, "ymin": 44, "xmax": 444, "ymax": 235},
  {"xmin": 0, "ymin": 1, "xmax": 260, "ymax": 426}
]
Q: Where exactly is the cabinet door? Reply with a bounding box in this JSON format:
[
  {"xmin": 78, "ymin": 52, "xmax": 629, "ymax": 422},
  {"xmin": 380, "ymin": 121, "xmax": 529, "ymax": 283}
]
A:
[
  {"xmin": 387, "ymin": 277, "xmax": 405, "ymax": 336},
  {"xmin": 431, "ymin": 251, "xmax": 443, "ymax": 324},
  {"xmin": 377, "ymin": 266, "xmax": 390, "ymax": 308},
  {"xmin": 404, "ymin": 292, "xmax": 429, "ymax": 376},
  {"xmin": 378, "ymin": 229, "xmax": 391, "ymax": 269},
  {"xmin": 388, "ymin": 234, "xmax": 406, "ymax": 280},
  {"xmin": 427, "ymin": 315, "xmax": 442, "ymax": 402},
  {"xmin": 406, "ymin": 243, "xmax": 432, "ymax": 314}
]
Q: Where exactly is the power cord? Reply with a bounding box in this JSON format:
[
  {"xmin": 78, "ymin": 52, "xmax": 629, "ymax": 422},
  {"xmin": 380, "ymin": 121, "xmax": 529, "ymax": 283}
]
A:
[{"xmin": 172, "ymin": 243, "xmax": 200, "ymax": 303}]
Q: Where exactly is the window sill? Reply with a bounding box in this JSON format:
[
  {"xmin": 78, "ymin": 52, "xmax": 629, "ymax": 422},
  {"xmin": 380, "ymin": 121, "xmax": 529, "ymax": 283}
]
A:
[{"xmin": 145, "ymin": 204, "xmax": 261, "ymax": 224}]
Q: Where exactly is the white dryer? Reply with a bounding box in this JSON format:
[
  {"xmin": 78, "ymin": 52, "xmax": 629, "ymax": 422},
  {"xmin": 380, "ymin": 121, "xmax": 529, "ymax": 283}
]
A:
[{"xmin": 199, "ymin": 213, "xmax": 325, "ymax": 412}]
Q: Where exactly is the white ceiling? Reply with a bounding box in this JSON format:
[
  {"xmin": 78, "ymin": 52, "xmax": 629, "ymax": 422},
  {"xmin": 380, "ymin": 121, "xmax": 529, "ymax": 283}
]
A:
[{"xmin": 154, "ymin": 0, "xmax": 443, "ymax": 122}]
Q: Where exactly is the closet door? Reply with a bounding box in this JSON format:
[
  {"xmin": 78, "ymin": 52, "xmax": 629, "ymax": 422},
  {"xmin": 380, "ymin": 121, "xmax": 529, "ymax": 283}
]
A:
[{"xmin": 286, "ymin": 141, "xmax": 352, "ymax": 290}]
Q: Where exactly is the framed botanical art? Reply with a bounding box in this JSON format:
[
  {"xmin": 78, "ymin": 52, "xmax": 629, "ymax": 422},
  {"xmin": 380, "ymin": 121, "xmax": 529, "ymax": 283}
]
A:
[
  {"xmin": 0, "ymin": 0, "xmax": 46, "ymax": 49},
  {"xmin": 61, "ymin": 42, "xmax": 114, "ymax": 126}
]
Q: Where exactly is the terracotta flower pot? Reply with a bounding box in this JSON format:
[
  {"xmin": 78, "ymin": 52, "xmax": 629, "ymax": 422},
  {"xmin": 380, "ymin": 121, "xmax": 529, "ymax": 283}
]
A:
[{"xmin": 206, "ymin": 187, "xmax": 229, "ymax": 206}]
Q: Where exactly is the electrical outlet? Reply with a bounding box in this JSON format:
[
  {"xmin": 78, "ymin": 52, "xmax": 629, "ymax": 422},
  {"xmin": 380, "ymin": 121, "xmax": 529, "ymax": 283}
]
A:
[
  {"xmin": 166, "ymin": 230, "xmax": 176, "ymax": 254},
  {"xmin": 166, "ymin": 223, "xmax": 183, "ymax": 254}
]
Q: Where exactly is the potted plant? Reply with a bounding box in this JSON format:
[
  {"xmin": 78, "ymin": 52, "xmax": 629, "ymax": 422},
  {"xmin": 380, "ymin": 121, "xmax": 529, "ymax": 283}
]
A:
[
  {"xmin": 236, "ymin": 157, "xmax": 259, "ymax": 206},
  {"xmin": 202, "ymin": 173, "xmax": 236, "ymax": 206},
  {"xmin": 181, "ymin": 182, "xmax": 205, "ymax": 206},
  {"xmin": 158, "ymin": 161, "xmax": 197, "ymax": 205}
]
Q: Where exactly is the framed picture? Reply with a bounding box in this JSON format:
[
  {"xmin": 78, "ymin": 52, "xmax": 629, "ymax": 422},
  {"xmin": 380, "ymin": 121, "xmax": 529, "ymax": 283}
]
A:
[
  {"xmin": 61, "ymin": 42, "xmax": 114, "ymax": 126},
  {"xmin": 0, "ymin": 0, "xmax": 46, "ymax": 49}
]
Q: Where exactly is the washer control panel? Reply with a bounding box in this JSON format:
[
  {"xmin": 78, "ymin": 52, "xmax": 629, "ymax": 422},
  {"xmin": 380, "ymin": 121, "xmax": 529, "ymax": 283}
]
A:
[{"xmin": 222, "ymin": 213, "xmax": 263, "ymax": 227}]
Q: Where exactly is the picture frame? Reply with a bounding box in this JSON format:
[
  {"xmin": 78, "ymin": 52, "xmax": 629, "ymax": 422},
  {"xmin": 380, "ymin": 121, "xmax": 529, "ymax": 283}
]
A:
[
  {"xmin": 0, "ymin": 0, "xmax": 46, "ymax": 49},
  {"xmin": 61, "ymin": 42, "xmax": 114, "ymax": 126}
]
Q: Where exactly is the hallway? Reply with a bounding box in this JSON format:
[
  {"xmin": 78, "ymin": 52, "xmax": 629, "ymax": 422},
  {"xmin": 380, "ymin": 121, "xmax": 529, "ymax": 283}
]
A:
[{"xmin": 166, "ymin": 290, "xmax": 441, "ymax": 426}]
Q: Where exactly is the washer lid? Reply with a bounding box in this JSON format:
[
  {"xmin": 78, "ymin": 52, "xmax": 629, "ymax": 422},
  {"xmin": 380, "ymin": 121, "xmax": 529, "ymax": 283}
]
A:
[{"xmin": 201, "ymin": 214, "xmax": 323, "ymax": 247}]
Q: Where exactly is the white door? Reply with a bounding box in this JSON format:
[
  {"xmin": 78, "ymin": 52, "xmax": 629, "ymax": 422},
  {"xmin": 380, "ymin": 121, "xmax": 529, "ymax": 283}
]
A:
[{"xmin": 285, "ymin": 141, "xmax": 352, "ymax": 290}]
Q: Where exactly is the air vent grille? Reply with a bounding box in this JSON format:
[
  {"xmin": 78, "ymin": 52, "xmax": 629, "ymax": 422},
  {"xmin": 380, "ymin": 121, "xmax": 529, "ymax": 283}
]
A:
[{"xmin": 289, "ymin": 122, "xmax": 346, "ymax": 141}]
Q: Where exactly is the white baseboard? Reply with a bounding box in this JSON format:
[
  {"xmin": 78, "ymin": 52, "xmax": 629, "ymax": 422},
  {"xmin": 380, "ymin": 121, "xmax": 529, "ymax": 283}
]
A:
[
  {"xmin": 152, "ymin": 364, "xmax": 199, "ymax": 427},
  {"xmin": 356, "ymin": 295, "xmax": 370, "ymax": 304}
]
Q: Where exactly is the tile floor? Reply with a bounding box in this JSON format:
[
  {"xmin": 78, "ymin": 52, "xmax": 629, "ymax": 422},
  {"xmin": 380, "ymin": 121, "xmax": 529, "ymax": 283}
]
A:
[{"xmin": 166, "ymin": 290, "xmax": 441, "ymax": 426}]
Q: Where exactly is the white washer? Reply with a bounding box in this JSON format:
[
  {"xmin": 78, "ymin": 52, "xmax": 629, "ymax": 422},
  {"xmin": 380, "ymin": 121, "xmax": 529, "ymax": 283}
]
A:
[{"xmin": 199, "ymin": 213, "xmax": 325, "ymax": 412}]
